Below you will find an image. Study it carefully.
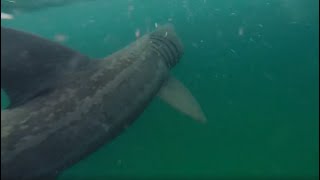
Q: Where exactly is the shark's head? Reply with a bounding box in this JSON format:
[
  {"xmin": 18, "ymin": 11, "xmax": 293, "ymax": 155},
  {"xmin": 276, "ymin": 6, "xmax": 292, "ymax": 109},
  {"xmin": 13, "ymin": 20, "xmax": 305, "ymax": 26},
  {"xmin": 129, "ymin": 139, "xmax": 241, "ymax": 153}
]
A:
[{"xmin": 148, "ymin": 24, "xmax": 184, "ymax": 70}]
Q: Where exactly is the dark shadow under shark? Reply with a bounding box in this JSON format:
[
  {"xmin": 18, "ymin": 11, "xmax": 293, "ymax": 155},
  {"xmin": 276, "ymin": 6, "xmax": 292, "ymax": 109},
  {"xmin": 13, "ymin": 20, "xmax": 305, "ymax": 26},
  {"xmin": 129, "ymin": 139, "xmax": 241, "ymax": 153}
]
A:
[{"xmin": 1, "ymin": 24, "xmax": 207, "ymax": 179}]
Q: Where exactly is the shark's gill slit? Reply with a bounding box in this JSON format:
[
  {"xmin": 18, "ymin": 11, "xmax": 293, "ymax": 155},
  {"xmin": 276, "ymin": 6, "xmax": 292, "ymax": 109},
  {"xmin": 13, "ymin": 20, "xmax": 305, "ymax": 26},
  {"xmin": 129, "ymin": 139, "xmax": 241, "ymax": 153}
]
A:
[
  {"xmin": 149, "ymin": 35, "xmax": 181, "ymax": 69},
  {"xmin": 150, "ymin": 35, "xmax": 178, "ymax": 60},
  {"xmin": 149, "ymin": 45, "xmax": 173, "ymax": 69},
  {"xmin": 150, "ymin": 40, "xmax": 173, "ymax": 62}
]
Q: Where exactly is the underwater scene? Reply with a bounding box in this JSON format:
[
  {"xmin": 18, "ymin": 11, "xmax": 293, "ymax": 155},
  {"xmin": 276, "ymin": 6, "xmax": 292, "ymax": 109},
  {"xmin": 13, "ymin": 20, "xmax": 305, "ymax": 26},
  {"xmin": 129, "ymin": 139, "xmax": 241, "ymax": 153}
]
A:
[{"xmin": 1, "ymin": 0, "xmax": 319, "ymax": 179}]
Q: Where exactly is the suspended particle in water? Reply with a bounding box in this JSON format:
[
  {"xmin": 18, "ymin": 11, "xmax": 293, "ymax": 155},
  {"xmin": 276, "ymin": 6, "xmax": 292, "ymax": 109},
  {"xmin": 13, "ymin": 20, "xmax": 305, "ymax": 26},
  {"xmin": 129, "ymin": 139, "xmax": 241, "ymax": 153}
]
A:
[
  {"xmin": 238, "ymin": 27, "xmax": 244, "ymax": 36},
  {"xmin": 289, "ymin": 21, "xmax": 298, "ymax": 25},
  {"xmin": 155, "ymin": 22, "xmax": 158, "ymax": 28},
  {"xmin": 103, "ymin": 34, "xmax": 112, "ymax": 43},
  {"xmin": 230, "ymin": 12, "xmax": 237, "ymax": 16},
  {"xmin": 135, "ymin": 28, "xmax": 140, "ymax": 38},
  {"xmin": 116, "ymin": 159, "xmax": 123, "ymax": 166},
  {"xmin": 1, "ymin": 12, "xmax": 14, "ymax": 20},
  {"xmin": 249, "ymin": 37, "xmax": 256, "ymax": 43},
  {"xmin": 262, "ymin": 41, "xmax": 273, "ymax": 49},
  {"xmin": 192, "ymin": 42, "xmax": 199, "ymax": 48},
  {"xmin": 54, "ymin": 34, "xmax": 68, "ymax": 43},
  {"xmin": 216, "ymin": 30, "xmax": 223, "ymax": 38},
  {"xmin": 127, "ymin": 4, "xmax": 134, "ymax": 18},
  {"xmin": 128, "ymin": 5, "xmax": 135, "ymax": 11},
  {"xmin": 263, "ymin": 72, "xmax": 273, "ymax": 81},
  {"xmin": 5, "ymin": 0, "xmax": 15, "ymax": 3},
  {"xmin": 230, "ymin": 49, "xmax": 236, "ymax": 54},
  {"xmin": 182, "ymin": 0, "xmax": 188, "ymax": 9}
]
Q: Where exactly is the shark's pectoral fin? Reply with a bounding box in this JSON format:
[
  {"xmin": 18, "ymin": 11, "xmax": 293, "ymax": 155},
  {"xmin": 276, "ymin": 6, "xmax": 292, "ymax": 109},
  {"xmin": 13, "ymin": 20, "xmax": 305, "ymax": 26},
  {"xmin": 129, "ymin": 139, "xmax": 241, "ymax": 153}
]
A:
[{"xmin": 157, "ymin": 76, "xmax": 207, "ymax": 123}]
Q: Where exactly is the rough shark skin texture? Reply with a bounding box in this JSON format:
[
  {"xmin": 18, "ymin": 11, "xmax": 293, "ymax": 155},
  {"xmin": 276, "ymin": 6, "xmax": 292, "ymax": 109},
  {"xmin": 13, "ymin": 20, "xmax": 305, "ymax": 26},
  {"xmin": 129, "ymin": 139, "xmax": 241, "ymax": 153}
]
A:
[{"xmin": 1, "ymin": 24, "xmax": 183, "ymax": 180}]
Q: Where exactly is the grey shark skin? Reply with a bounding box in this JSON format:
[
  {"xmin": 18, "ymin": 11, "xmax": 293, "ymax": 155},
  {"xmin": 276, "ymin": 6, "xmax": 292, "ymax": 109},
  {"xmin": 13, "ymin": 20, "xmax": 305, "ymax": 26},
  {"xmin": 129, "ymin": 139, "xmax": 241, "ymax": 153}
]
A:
[
  {"xmin": 1, "ymin": 24, "xmax": 184, "ymax": 179},
  {"xmin": 1, "ymin": 27, "xmax": 91, "ymax": 108}
]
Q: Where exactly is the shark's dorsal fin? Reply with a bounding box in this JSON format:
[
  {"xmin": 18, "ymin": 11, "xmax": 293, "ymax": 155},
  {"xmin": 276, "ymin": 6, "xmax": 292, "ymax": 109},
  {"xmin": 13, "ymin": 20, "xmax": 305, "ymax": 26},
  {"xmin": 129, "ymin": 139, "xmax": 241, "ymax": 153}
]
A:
[
  {"xmin": 1, "ymin": 27, "xmax": 91, "ymax": 108},
  {"xmin": 158, "ymin": 76, "xmax": 207, "ymax": 123}
]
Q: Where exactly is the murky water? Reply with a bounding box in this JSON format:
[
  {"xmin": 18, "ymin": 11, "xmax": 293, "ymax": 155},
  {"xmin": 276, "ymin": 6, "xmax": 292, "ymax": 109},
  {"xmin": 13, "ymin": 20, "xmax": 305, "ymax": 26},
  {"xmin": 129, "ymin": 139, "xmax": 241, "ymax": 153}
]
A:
[{"xmin": 1, "ymin": 0, "xmax": 319, "ymax": 179}]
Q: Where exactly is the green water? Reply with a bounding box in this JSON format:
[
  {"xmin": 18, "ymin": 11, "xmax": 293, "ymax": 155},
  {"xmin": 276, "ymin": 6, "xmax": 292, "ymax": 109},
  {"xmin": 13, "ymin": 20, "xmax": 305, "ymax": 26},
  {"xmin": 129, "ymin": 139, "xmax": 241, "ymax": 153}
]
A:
[{"xmin": 1, "ymin": 0, "xmax": 319, "ymax": 179}]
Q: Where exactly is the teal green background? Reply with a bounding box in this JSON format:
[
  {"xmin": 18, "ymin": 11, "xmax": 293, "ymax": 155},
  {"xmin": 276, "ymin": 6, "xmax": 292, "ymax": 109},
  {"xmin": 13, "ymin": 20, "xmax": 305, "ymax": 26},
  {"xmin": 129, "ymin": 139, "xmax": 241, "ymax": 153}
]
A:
[{"xmin": 1, "ymin": 0, "xmax": 319, "ymax": 179}]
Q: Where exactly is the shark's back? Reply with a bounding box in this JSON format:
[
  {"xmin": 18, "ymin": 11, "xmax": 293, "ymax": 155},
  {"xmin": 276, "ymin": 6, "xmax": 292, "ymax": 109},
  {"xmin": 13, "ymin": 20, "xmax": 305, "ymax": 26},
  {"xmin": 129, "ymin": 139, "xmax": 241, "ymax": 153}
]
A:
[{"xmin": 1, "ymin": 27, "xmax": 91, "ymax": 108}]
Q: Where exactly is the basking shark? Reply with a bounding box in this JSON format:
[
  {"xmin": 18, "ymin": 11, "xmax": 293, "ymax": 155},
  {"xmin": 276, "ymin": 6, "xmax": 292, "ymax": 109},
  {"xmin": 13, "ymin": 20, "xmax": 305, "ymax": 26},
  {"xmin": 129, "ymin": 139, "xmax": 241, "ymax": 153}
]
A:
[{"xmin": 1, "ymin": 24, "xmax": 207, "ymax": 179}]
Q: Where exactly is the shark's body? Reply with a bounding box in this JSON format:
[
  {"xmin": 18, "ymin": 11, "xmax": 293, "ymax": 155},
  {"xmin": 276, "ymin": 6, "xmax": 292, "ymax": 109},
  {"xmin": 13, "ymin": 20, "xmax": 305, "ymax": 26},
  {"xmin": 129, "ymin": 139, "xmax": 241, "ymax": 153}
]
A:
[{"xmin": 1, "ymin": 25, "xmax": 205, "ymax": 179}]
